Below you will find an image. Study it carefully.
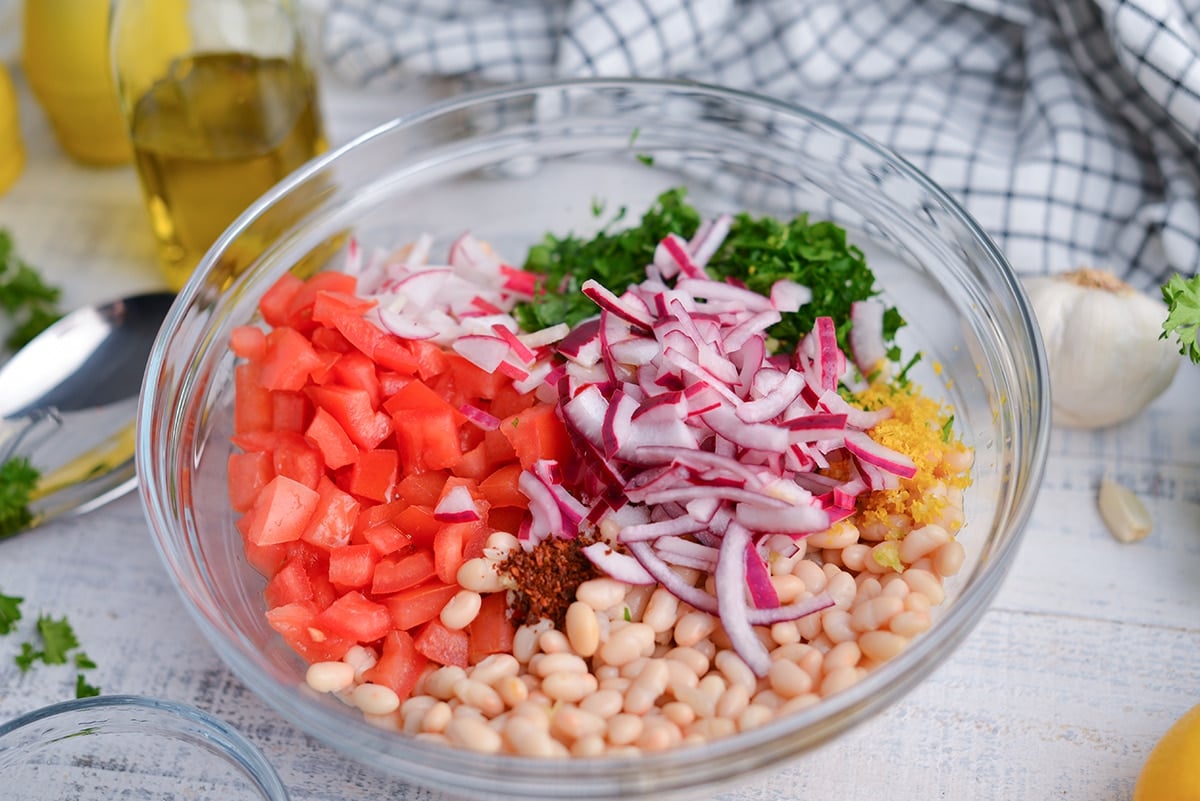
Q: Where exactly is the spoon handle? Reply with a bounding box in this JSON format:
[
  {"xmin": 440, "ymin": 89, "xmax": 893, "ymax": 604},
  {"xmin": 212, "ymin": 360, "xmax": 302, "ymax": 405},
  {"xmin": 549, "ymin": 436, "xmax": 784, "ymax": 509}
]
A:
[{"xmin": 0, "ymin": 407, "xmax": 63, "ymax": 465}]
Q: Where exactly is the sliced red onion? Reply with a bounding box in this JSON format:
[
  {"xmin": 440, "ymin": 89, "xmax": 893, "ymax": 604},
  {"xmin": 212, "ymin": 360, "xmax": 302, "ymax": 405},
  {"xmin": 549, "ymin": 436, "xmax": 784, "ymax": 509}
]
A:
[
  {"xmin": 582, "ymin": 542, "xmax": 657, "ymax": 585},
  {"xmin": 492, "ymin": 323, "xmax": 537, "ymax": 364},
  {"xmin": 374, "ymin": 308, "xmax": 439, "ymax": 341},
  {"xmin": 433, "ymin": 485, "xmax": 481, "ymax": 523},
  {"xmin": 582, "ymin": 279, "xmax": 655, "ymax": 329},
  {"xmin": 734, "ymin": 501, "xmax": 830, "ymax": 535},
  {"xmin": 715, "ymin": 522, "xmax": 771, "ymax": 676},
  {"xmin": 688, "ymin": 213, "xmax": 731, "ymax": 268},
  {"xmin": 459, "ymin": 403, "xmax": 501, "ymax": 431},
  {"xmin": 451, "ymin": 333, "xmax": 510, "ymax": 373},
  {"xmin": 701, "ymin": 407, "xmax": 789, "ymax": 453},
  {"xmin": 744, "ymin": 541, "xmax": 781, "ymax": 609},
  {"xmin": 736, "ymin": 369, "xmax": 806, "ymax": 424},
  {"xmin": 675, "ymin": 279, "xmax": 773, "ymax": 312},
  {"xmin": 843, "ymin": 430, "xmax": 918, "ymax": 478},
  {"xmin": 848, "ymin": 299, "xmax": 887, "ymax": 377},
  {"xmin": 769, "ymin": 279, "xmax": 812, "ymax": 313}
]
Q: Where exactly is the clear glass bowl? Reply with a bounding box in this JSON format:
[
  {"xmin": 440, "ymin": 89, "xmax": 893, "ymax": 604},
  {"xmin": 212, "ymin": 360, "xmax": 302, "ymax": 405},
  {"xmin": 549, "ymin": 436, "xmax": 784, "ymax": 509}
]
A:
[
  {"xmin": 136, "ymin": 79, "xmax": 1050, "ymax": 800},
  {"xmin": 0, "ymin": 695, "xmax": 289, "ymax": 801}
]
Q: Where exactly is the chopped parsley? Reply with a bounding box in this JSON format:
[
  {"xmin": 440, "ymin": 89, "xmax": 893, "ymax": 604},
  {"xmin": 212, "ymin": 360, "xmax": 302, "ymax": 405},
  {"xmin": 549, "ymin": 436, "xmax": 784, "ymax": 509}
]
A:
[
  {"xmin": 1, "ymin": 595, "xmax": 101, "ymax": 698},
  {"xmin": 0, "ymin": 230, "xmax": 62, "ymax": 351},
  {"xmin": 512, "ymin": 188, "xmax": 904, "ymax": 357},
  {"xmin": 941, "ymin": 414, "xmax": 955, "ymax": 443},
  {"xmin": 0, "ymin": 591, "xmax": 22, "ymax": 635},
  {"xmin": 0, "ymin": 456, "xmax": 39, "ymax": 539}
]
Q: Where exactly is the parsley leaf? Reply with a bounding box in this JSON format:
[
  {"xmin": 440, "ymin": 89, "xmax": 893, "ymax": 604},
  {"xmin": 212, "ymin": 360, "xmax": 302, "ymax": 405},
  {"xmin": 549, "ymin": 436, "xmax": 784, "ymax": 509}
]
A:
[
  {"xmin": 0, "ymin": 591, "xmax": 22, "ymax": 634},
  {"xmin": 75, "ymin": 674, "xmax": 101, "ymax": 699},
  {"xmin": 74, "ymin": 651, "xmax": 97, "ymax": 670},
  {"xmin": 0, "ymin": 457, "xmax": 39, "ymax": 539},
  {"xmin": 36, "ymin": 614, "xmax": 80, "ymax": 664},
  {"xmin": 15, "ymin": 641, "xmax": 38, "ymax": 672},
  {"xmin": 0, "ymin": 230, "xmax": 62, "ymax": 351},
  {"xmin": 1161, "ymin": 272, "xmax": 1200, "ymax": 364}
]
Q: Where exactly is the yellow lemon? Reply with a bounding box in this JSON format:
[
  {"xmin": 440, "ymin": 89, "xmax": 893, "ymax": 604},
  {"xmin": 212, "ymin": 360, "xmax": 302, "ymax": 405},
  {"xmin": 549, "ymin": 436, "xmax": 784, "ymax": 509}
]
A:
[
  {"xmin": 0, "ymin": 64, "xmax": 22, "ymax": 195},
  {"xmin": 1134, "ymin": 702, "xmax": 1200, "ymax": 801}
]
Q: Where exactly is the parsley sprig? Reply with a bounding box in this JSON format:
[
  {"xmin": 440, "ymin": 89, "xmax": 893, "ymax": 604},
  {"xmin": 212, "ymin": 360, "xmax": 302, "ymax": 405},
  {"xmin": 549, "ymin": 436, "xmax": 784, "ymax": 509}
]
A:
[
  {"xmin": 0, "ymin": 456, "xmax": 39, "ymax": 538},
  {"xmin": 512, "ymin": 188, "xmax": 903, "ymax": 356},
  {"xmin": 1161, "ymin": 272, "xmax": 1200, "ymax": 364},
  {"xmin": 0, "ymin": 230, "xmax": 62, "ymax": 351}
]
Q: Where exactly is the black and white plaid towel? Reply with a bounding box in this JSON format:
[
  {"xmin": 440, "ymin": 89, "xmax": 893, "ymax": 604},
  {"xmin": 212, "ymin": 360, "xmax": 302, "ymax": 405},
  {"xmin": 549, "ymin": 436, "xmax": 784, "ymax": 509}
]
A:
[{"xmin": 319, "ymin": 0, "xmax": 1200, "ymax": 290}]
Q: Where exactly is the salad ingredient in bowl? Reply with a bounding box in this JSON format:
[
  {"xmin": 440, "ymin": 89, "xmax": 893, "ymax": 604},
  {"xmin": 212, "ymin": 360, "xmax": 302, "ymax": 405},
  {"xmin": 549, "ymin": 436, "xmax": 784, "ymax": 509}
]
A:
[
  {"xmin": 137, "ymin": 78, "xmax": 1048, "ymax": 801},
  {"xmin": 229, "ymin": 190, "xmax": 972, "ymax": 756}
]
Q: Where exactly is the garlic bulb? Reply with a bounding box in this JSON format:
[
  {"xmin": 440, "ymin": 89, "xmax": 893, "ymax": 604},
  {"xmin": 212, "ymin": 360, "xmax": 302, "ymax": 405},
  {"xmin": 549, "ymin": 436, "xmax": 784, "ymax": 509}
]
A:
[{"xmin": 1024, "ymin": 268, "xmax": 1180, "ymax": 428}]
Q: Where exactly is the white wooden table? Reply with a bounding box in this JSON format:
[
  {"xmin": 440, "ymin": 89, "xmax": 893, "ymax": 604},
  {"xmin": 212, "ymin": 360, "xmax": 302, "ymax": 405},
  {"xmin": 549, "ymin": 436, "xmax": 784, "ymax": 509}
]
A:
[{"xmin": 0, "ymin": 61, "xmax": 1197, "ymax": 801}]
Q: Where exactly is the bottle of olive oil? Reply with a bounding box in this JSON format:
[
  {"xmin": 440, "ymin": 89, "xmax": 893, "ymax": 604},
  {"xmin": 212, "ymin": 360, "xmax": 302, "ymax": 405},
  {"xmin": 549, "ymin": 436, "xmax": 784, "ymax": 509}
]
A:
[{"xmin": 129, "ymin": 52, "xmax": 327, "ymax": 290}]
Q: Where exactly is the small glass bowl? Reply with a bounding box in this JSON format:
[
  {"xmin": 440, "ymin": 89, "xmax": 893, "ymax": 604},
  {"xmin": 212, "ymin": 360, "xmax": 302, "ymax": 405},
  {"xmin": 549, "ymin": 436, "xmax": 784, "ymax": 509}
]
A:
[
  {"xmin": 137, "ymin": 78, "xmax": 1051, "ymax": 800},
  {"xmin": 0, "ymin": 695, "xmax": 289, "ymax": 801}
]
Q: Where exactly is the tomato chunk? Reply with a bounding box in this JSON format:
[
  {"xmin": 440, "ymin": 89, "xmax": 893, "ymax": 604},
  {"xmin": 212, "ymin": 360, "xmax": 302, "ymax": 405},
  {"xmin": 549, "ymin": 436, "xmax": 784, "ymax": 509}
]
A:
[
  {"xmin": 313, "ymin": 591, "xmax": 392, "ymax": 644},
  {"xmin": 370, "ymin": 550, "xmax": 437, "ymax": 595},
  {"xmin": 247, "ymin": 475, "xmax": 320, "ymax": 546},
  {"xmin": 266, "ymin": 601, "xmax": 354, "ymax": 662},
  {"xmin": 468, "ymin": 592, "xmax": 516, "ymax": 665},
  {"xmin": 361, "ymin": 629, "xmax": 428, "ymax": 700},
  {"xmin": 413, "ymin": 619, "xmax": 469, "ymax": 668},
  {"xmin": 384, "ymin": 582, "xmax": 460, "ymax": 631}
]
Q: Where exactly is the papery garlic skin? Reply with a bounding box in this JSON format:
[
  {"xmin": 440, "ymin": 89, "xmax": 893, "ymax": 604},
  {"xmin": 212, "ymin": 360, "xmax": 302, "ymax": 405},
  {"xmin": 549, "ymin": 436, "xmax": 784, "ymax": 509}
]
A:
[{"xmin": 1025, "ymin": 268, "xmax": 1179, "ymax": 428}]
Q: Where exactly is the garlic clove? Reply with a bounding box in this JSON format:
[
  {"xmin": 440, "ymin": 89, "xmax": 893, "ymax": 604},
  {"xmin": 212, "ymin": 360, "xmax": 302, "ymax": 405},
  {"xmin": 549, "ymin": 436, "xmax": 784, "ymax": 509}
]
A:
[
  {"xmin": 1025, "ymin": 268, "xmax": 1181, "ymax": 429},
  {"xmin": 1098, "ymin": 472, "xmax": 1152, "ymax": 543}
]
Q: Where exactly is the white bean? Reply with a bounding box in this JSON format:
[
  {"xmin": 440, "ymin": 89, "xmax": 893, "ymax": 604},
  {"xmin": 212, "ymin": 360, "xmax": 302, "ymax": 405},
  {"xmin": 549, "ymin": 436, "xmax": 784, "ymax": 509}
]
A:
[
  {"xmin": 421, "ymin": 701, "xmax": 453, "ymax": 733},
  {"xmin": 447, "ymin": 717, "xmax": 503, "ymax": 754},
  {"xmin": 551, "ymin": 705, "xmax": 606, "ymax": 741},
  {"xmin": 424, "ymin": 666, "xmax": 467, "ymax": 700},
  {"xmin": 454, "ymin": 679, "xmax": 505, "ymax": 717},
  {"xmin": 494, "ymin": 674, "xmax": 529, "ymax": 708},
  {"xmin": 606, "ymin": 713, "xmax": 644, "ymax": 746},
  {"xmin": 674, "ymin": 611, "xmax": 716, "ymax": 647},
  {"xmin": 714, "ymin": 650, "xmax": 757, "ymax": 693},
  {"xmin": 851, "ymin": 595, "xmax": 904, "ymax": 632},
  {"xmin": 470, "ymin": 653, "xmax": 520, "ymax": 686},
  {"xmin": 542, "ymin": 671, "xmax": 599, "ymax": 703},
  {"xmin": 565, "ymin": 601, "xmax": 600, "ymax": 657},
  {"xmin": 933, "ymin": 539, "xmax": 966, "ymax": 577},
  {"xmin": 858, "ymin": 630, "xmax": 909, "ymax": 662},
  {"xmin": 456, "ymin": 558, "xmax": 506, "ymax": 593},
  {"xmin": 538, "ymin": 628, "xmax": 572, "ymax": 655},
  {"xmin": 575, "ymin": 578, "xmax": 630, "ymax": 611},
  {"xmin": 579, "ymin": 688, "xmax": 625, "ymax": 719},
  {"xmin": 768, "ymin": 659, "xmax": 814, "ymax": 698},
  {"xmin": 306, "ymin": 661, "xmax": 355, "ymax": 694},
  {"xmin": 899, "ymin": 524, "xmax": 951, "ymax": 563},
  {"xmin": 440, "ymin": 590, "xmax": 482, "ymax": 630},
  {"xmin": 351, "ymin": 683, "xmax": 400, "ymax": 715},
  {"xmin": 642, "ymin": 588, "xmax": 680, "ymax": 633}
]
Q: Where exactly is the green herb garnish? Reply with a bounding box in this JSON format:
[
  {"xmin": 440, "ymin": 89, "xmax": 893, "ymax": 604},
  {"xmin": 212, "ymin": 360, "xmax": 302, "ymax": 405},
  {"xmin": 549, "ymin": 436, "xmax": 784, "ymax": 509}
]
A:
[
  {"xmin": 0, "ymin": 591, "xmax": 22, "ymax": 635},
  {"xmin": 1161, "ymin": 272, "xmax": 1200, "ymax": 364},
  {"xmin": 0, "ymin": 230, "xmax": 62, "ymax": 350},
  {"xmin": 941, "ymin": 414, "xmax": 955, "ymax": 443},
  {"xmin": 0, "ymin": 456, "xmax": 38, "ymax": 538},
  {"xmin": 512, "ymin": 188, "xmax": 904, "ymax": 358},
  {"xmin": 75, "ymin": 674, "xmax": 101, "ymax": 699}
]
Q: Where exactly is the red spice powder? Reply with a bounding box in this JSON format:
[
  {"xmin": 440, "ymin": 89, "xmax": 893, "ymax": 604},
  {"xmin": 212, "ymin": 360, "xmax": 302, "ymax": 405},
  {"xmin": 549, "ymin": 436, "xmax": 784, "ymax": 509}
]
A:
[{"xmin": 500, "ymin": 536, "xmax": 598, "ymax": 629}]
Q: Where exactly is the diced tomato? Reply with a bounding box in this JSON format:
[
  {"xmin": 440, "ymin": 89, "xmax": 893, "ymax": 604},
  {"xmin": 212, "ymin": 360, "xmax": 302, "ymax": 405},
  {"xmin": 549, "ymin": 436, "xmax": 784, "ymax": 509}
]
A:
[
  {"xmin": 377, "ymin": 370, "xmax": 414, "ymax": 397},
  {"xmin": 347, "ymin": 448, "xmax": 399, "ymax": 503},
  {"xmin": 271, "ymin": 390, "xmax": 311, "ymax": 434},
  {"xmin": 443, "ymin": 352, "xmax": 507, "ymax": 401},
  {"xmin": 231, "ymin": 325, "xmax": 267, "ymax": 362},
  {"xmin": 258, "ymin": 273, "xmax": 304, "ymax": 328},
  {"xmin": 228, "ymin": 451, "xmax": 274, "ymax": 513},
  {"xmin": 478, "ymin": 463, "xmax": 526, "ymax": 508},
  {"xmin": 461, "ymin": 523, "xmax": 491, "ymax": 562},
  {"xmin": 372, "ymin": 338, "xmax": 419, "ymax": 375},
  {"xmin": 489, "ymin": 383, "xmax": 537, "ymax": 419},
  {"xmin": 309, "ymin": 325, "xmax": 352, "ymax": 354},
  {"xmin": 383, "ymin": 378, "xmax": 464, "ymax": 420},
  {"xmin": 286, "ymin": 271, "xmax": 358, "ymax": 330},
  {"xmin": 395, "ymin": 471, "xmax": 448, "ymax": 507},
  {"xmin": 313, "ymin": 591, "xmax": 392, "ymax": 644},
  {"xmin": 247, "ymin": 475, "xmax": 321, "ymax": 546},
  {"xmin": 234, "ymin": 362, "xmax": 273, "ymax": 434},
  {"xmin": 391, "ymin": 505, "xmax": 441, "ymax": 548},
  {"xmin": 413, "ymin": 619, "xmax": 469, "ymax": 668},
  {"xmin": 272, "ymin": 434, "xmax": 322, "ymax": 490},
  {"xmin": 483, "ymin": 427, "xmax": 517, "ymax": 464},
  {"xmin": 407, "ymin": 340, "xmax": 450, "ymax": 380},
  {"xmin": 304, "ymin": 407, "xmax": 359, "ymax": 470},
  {"xmin": 353, "ymin": 499, "xmax": 406, "ymax": 531},
  {"xmin": 311, "ymin": 290, "xmax": 376, "ymax": 325},
  {"xmin": 361, "ymin": 629, "xmax": 428, "ymax": 700},
  {"xmin": 307, "ymin": 385, "xmax": 393, "ymax": 450},
  {"xmin": 328, "ymin": 543, "xmax": 378, "ymax": 589},
  {"xmin": 264, "ymin": 555, "xmax": 314, "ymax": 608},
  {"xmin": 468, "ymin": 592, "xmax": 516, "ymax": 665},
  {"xmin": 330, "ymin": 311, "xmax": 389, "ymax": 359},
  {"xmin": 300, "ymin": 477, "xmax": 360, "ymax": 550},
  {"xmin": 384, "ymin": 581, "xmax": 460, "ymax": 631},
  {"xmin": 393, "ymin": 407, "xmax": 463, "ymax": 472},
  {"xmin": 361, "ymin": 521, "xmax": 412, "ymax": 556},
  {"xmin": 259, "ymin": 326, "xmax": 325, "ymax": 392},
  {"xmin": 370, "ymin": 550, "xmax": 437, "ymax": 595},
  {"xmin": 266, "ymin": 601, "xmax": 354, "ymax": 662},
  {"xmin": 451, "ymin": 442, "xmax": 491, "ymax": 480},
  {"xmin": 501, "ymin": 404, "xmax": 571, "ymax": 470},
  {"xmin": 433, "ymin": 521, "xmax": 477, "ymax": 585},
  {"xmin": 487, "ymin": 507, "xmax": 527, "ymax": 538},
  {"xmin": 332, "ymin": 351, "xmax": 383, "ymax": 409}
]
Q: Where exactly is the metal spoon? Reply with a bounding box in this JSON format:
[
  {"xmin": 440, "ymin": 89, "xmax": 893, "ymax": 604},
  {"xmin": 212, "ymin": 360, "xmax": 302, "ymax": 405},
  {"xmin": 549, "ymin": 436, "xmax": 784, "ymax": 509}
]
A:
[{"xmin": 0, "ymin": 291, "xmax": 176, "ymax": 533}]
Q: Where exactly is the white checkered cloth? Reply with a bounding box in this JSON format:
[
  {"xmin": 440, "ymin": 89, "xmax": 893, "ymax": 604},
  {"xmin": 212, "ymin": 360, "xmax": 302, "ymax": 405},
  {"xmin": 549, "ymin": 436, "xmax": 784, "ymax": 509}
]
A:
[{"xmin": 319, "ymin": 0, "xmax": 1200, "ymax": 290}]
